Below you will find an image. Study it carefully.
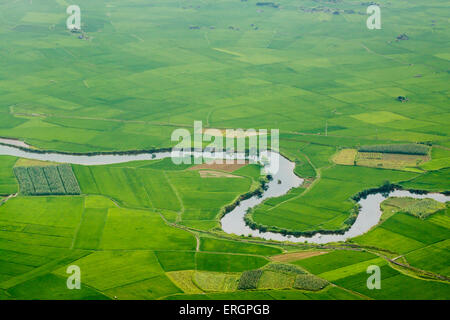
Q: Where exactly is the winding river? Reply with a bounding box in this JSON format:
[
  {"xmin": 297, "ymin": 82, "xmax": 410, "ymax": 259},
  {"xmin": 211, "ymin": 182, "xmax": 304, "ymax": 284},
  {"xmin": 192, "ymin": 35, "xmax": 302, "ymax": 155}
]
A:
[{"xmin": 1, "ymin": 142, "xmax": 448, "ymax": 244}]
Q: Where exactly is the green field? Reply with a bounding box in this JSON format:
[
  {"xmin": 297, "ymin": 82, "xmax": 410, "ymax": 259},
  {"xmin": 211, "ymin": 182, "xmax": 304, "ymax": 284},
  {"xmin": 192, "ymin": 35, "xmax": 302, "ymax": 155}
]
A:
[{"xmin": 0, "ymin": 0, "xmax": 449, "ymax": 300}]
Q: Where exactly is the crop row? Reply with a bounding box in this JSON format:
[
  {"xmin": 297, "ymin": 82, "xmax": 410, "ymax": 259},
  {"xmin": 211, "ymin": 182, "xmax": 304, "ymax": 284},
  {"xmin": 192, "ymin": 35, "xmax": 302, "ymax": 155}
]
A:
[
  {"xmin": 57, "ymin": 165, "xmax": 81, "ymax": 194},
  {"xmin": 14, "ymin": 165, "xmax": 80, "ymax": 196},
  {"xmin": 13, "ymin": 167, "xmax": 35, "ymax": 195},
  {"xmin": 237, "ymin": 270, "xmax": 263, "ymax": 290},
  {"xmin": 28, "ymin": 166, "xmax": 51, "ymax": 195},
  {"xmin": 358, "ymin": 144, "xmax": 429, "ymax": 155}
]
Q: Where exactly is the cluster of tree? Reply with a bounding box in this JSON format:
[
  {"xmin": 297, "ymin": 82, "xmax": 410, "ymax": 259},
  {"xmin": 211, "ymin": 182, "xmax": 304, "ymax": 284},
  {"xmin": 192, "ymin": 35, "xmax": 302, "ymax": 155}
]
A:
[{"xmin": 14, "ymin": 165, "xmax": 81, "ymax": 196}]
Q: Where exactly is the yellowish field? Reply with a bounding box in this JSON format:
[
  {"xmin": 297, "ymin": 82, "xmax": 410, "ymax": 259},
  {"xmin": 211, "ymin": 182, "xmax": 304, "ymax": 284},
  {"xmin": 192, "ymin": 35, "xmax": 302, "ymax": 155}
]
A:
[
  {"xmin": 356, "ymin": 152, "xmax": 429, "ymax": 170},
  {"xmin": 332, "ymin": 149, "xmax": 357, "ymax": 165},
  {"xmin": 333, "ymin": 149, "xmax": 430, "ymax": 171},
  {"xmin": 166, "ymin": 270, "xmax": 203, "ymax": 294},
  {"xmin": 14, "ymin": 158, "xmax": 59, "ymax": 167}
]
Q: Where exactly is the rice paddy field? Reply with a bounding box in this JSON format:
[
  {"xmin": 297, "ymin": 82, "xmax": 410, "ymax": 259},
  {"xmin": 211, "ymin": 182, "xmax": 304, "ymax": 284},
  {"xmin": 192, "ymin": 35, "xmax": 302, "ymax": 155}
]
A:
[{"xmin": 0, "ymin": 0, "xmax": 449, "ymax": 301}]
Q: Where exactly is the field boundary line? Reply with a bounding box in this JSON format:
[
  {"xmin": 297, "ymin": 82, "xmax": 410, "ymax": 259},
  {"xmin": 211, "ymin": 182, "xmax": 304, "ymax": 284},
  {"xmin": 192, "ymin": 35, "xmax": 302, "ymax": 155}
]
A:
[
  {"xmin": 163, "ymin": 171, "xmax": 184, "ymax": 223},
  {"xmin": 0, "ymin": 250, "xmax": 91, "ymax": 290},
  {"xmin": 330, "ymin": 283, "xmax": 372, "ymax": 300},
  {"xmin": 70, "ymin": 198, "xmax": 87, "ymax": 250},
  {"xmin": 362, "ymin": 43, "xmax": 410, "ymax": 66},
  {"xmin": 266, "ymin": 149, "xmax": 328, "ymax": 212}
]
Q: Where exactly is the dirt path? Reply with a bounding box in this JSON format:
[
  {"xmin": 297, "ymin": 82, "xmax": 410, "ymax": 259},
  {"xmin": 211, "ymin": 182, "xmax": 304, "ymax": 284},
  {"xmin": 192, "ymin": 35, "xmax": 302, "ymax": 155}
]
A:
[
  {"xmin": 195, "ymin": 234, "xmax": 200, "ymax": 252},
  {"xmin": 0, "ymin": 193, "xmax": 17, "ymax": 206}
]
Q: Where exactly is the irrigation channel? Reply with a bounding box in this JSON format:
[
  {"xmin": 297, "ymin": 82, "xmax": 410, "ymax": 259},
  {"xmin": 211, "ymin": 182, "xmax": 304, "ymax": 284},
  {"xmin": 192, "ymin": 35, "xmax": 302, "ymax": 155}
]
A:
[{"xmin": 1, "ymin": 142, "xmax": 449, "ymax": 244}]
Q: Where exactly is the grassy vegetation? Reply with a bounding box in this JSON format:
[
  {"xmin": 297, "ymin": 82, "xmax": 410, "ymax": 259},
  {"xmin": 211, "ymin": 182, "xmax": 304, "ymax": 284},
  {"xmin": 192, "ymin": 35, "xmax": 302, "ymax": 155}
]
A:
[
  {"xmin": 353, "ymin": 211, "xmax": 450, "ymax": 254},
  {"xmin": 196, "ymin": 252, "xmax": 268, "ymax": 273},
  {"xmin": 292, "ymin": 250, "xmax": 378, "ymax": 275},
  {"xmin": 257, "ymin": 271, "xmax": 296, "ymax": 289},
  {"xmin": 400, "ymin": 168, "xmax": 450, "ymax": 191},
  {"xmin": 0, "ymin": 157, "xmax": 18, "ymax": 195},
  {"xmin": 194, "ymin": 271, "xmax": 240, "ymax": 292}
]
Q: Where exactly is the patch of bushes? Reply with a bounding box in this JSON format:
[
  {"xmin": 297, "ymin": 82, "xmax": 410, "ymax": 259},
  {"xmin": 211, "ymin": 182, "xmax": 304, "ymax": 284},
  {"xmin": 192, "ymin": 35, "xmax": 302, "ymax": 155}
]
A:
[
  {"xmin": 57, "ymin": 165, "xmax": 81, "ymax": 194},
  {"xmin": 13, "ymin": 167, "xmax": 35, "ymax": 195},
  {"xmin": 14, "ymin": 165, "xmax": 80, "ymax": 196},
  {"xmin": 293, "ymin": 274, "xmax": 328, "ymax": 291},
  {"xmin": 238, "ymin": 270, "xmax": 263, "ymax": 290}
]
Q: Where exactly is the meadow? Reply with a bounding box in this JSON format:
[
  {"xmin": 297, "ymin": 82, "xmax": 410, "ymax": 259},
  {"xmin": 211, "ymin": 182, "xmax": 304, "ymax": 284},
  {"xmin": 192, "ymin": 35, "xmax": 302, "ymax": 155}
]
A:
[{"xmin": 0, "ymin": 0, "xmax": 449, "ymax": 300}]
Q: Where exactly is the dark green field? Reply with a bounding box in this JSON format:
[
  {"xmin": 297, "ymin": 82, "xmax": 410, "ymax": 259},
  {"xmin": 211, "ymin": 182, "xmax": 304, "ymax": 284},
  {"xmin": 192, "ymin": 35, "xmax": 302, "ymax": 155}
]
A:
[{"xmin": 0, "ymin": 0, "xmax": 448, "ymax": 300}]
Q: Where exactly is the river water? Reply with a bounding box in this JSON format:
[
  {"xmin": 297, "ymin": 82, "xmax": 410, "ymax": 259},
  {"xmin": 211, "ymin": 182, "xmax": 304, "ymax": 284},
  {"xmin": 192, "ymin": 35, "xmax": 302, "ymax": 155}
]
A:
[{"xmin": 1, "ymin": 143, "xmax": 448, "ymax": 244}]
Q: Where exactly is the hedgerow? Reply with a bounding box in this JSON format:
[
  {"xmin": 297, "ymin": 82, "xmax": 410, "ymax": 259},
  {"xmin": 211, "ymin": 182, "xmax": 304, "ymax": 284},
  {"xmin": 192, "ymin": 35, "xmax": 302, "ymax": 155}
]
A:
[{"xmin": 43, "ymin": 166, "xmax": 66, "ymax": 194}]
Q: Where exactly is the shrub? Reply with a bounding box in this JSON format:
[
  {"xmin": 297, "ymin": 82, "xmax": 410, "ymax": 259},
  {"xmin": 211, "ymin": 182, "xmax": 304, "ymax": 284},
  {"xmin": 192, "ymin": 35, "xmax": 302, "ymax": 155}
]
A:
[
  {"xmin": 27, "ymin": 167, "xmax": 51, "ymax": 195},
  {"xmin": 294, "ymin": 274, "xmax": 328, "ymax": 291},
  {"xmin": 238, "ymin": 270, "xmax": 263, "ymax": 290},
  {"xmin": 14, "ymin": 165, "xmax": 80, "ymax": 196}
]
